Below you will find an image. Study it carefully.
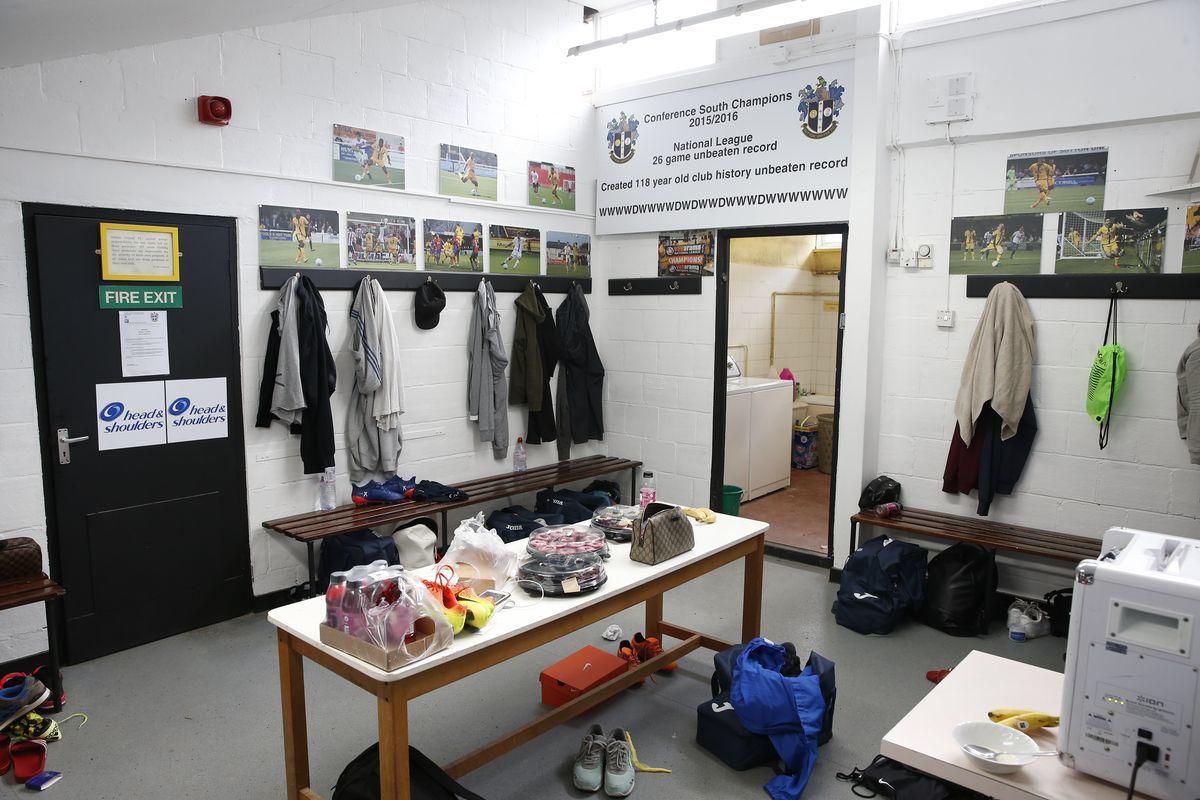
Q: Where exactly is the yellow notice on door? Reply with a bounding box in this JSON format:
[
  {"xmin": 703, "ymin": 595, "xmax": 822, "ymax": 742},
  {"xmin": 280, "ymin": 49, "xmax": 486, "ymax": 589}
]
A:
[
  {"xmin": 100, "ymin": 222, "xmax": 180, "ymax": 281},
  {"xmin": 823, "ymin": 300, "xmax": 839, "ymax": 312}
]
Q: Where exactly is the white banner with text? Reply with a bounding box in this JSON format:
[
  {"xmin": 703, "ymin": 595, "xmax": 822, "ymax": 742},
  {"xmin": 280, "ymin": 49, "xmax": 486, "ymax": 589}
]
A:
[{"xmin": 595, "ymin": 63, "xmax": 853, "ymax": 235}]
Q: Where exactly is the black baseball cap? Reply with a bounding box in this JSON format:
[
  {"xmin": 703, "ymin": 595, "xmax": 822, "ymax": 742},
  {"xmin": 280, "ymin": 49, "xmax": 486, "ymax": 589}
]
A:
[{"xmin": 414, "ymin": 281, "xmax": 446, "ymax": 330}]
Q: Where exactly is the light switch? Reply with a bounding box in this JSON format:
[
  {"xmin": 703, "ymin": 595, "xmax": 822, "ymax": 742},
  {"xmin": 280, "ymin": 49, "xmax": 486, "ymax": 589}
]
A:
[{"xmin": 936, "ymin": 309, "xmax": 955, "ymax": 328}]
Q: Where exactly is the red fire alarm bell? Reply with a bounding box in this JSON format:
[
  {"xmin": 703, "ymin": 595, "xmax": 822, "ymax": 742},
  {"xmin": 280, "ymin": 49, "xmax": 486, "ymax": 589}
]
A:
[{"xmin": 197, "ymin": 95, "xmax": 232, "ymax": 126}]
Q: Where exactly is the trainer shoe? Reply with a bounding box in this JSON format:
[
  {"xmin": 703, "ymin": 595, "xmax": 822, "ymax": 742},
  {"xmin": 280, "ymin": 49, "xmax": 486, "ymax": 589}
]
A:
[
  {"xmin": 1, "ymin": 670, "xmax": 63, "ymax": 711},
  {"xmin": 351, "ymin": 481, "xmax": 405, "ymax": 506},
  {"xmin": 7, "ymin": 711, "xmax": 59, "ymax": 743},
  {"xmin": 381, "ymin": 475, "xmax": 417, "ymax": 498},
  {"xmin": 0, "ymin": 677, "xmax": 49, "ymax": 732},
  {"xmin": 572, "ymin": 723, "xmax": 607, "ymax": 793},
  {"xmin": 604, "ymin": 728, "xmax": 636, "ymax": 797},
  {"xmin": 632, "ymin": 632, "xmax": 676, "ymax": 672}
]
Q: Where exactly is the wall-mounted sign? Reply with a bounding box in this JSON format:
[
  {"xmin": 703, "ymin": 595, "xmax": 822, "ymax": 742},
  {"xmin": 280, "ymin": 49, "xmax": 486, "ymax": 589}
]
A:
[
  {"xmin": 165, "ymin": 378, "xmax": 228, "ymax": 443},
  {"xmin": 96, "ymin": 381, "xmax": 166, "ymax": 451},
  {"xmin": 99, "ymin": 285, "xmax": 182, "ymax": 309},
  {"xmin": 100, "ymin": 222, "xmax": 180, "ymax": 281},
  {"xmin": 118, "ymin": 310, "xmax": 170, "ymax": 378},
  {"xmin": 595, "ymin": 63, "xmax": 853, "ymax": 235}
]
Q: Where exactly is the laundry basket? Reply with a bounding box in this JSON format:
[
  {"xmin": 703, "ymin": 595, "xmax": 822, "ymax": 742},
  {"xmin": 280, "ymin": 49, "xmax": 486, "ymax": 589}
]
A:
[
  {"xmin": 816, "ymin": 413, "xmax": 835, "ymax": 475},
  {"xmin": 792, "ymin": 416, "xmax": 819, "ymax": 470}
]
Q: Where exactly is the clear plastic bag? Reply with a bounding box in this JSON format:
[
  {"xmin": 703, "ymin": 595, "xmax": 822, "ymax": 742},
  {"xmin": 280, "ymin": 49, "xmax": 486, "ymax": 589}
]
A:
[
  {"xmin": 327, "ymin": 566, "xmax": 454, "ymax": 668},
  {"xmin": 441, "ymin": 512, "xmax": 520, "ymax": 589}
]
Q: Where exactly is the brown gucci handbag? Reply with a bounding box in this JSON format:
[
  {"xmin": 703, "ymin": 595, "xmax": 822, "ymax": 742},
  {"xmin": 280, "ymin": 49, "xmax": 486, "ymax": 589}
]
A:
[
  {"xmin": 0, "ymin": 537, "xmax": 42, "ymax": 583},
  {"xmin": 630, "ymin": 502, "xmax": 694, "ymax": 565}
]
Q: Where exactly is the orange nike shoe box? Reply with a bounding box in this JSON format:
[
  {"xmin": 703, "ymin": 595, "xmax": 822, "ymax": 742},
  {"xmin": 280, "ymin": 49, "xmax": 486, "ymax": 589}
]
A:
[{"xmin": 540, "ymin": 645, "xmax": 630, "ymax": 707}]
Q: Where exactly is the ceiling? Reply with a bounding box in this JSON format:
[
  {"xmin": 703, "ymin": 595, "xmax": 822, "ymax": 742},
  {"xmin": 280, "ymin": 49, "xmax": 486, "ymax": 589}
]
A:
[{"xmin": 0, "ymin": 0, "xmax": 419, "ymax": 68}]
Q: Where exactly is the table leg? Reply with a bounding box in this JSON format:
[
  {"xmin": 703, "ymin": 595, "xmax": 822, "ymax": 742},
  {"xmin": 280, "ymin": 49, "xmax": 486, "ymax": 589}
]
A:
[
  {"xmin": 277, "ymin": 630, "xmax": 311, "ymax": 800},
  {"xmin": 741, "ymin": 533, "xmax": 764, "ymax": 642},
  {"xmin": 306, "ymin": 543, "xmax": 318, "ymax": 598},
  {"xmin": 645, "ymin": 593, "xmax": 663, "ymax": 640},
  {"xmin": 44, "ymin": 598, "xmax": 63, "ymax": 713},
  {"xmin": 377, "ymin": 682, "xmax": 410, "ymax": 800}
]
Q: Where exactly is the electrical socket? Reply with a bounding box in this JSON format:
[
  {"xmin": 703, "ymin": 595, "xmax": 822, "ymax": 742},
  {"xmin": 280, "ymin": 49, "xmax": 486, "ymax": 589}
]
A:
[
  {"xmin": 901, "ymin": 253, "xmax": 918, "ymax": 269},
  {"xmin": 886, "ymin": 248, "xmax": 903, "ymax": 264},
  {"xmin": 936, "ymin": 309, "xmax": 955, "ymax": 328}
]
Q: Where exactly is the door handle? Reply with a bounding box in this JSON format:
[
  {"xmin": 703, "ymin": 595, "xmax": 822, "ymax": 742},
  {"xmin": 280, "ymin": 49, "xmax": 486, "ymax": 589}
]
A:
[{"xmin": 57, "ymin": 428, "xmax": 89, "ymax": 465}]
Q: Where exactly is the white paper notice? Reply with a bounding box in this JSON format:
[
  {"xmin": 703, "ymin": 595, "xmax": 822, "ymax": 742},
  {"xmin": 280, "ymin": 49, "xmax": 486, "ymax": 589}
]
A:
[
  {"xmin": 96, "ymin": 381, "xmax": 166, "ymax": 451},
  {"xmin": 165, "ymin": 378, "xmax": 229, "ymax": 443},
  {"xmin": 119, "ymin": 310, "xmax": 169, "ymax": 377}
]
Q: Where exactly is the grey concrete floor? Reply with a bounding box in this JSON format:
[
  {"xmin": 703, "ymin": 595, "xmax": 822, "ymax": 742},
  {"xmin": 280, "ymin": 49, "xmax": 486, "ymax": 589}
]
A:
[{"xmin": 0, "ymin": 557, "xmax": 1066, "ymax": 799}]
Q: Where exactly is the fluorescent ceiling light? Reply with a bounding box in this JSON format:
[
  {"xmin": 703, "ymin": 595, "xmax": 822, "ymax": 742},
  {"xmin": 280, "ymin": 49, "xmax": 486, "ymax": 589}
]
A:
[{"xmin": 569, "ymin": 0, "xmax": 846, "ymax": 57}]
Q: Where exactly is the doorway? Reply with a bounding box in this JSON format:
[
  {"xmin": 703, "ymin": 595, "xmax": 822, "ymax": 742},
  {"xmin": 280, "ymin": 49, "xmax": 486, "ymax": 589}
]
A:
[
  {"xmin": 710, "ymin": 224, "xmax": 849, "ymax": 566},
  {"xmin": 23, "ymin": 204, "xmax": 252, "ymax": 664}
]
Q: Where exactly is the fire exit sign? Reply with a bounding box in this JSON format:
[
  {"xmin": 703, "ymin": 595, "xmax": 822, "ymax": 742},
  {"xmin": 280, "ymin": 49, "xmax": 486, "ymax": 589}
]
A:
[{"xmin": 99, "ymin": 285, "xmax": 182, "ymax": 309}]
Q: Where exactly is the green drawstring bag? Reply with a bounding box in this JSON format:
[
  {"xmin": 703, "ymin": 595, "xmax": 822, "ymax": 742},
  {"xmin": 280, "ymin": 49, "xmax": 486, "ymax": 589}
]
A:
[{"xmin": 1086, "ymin": 293, "xmax": 1127, "ymax": 449}]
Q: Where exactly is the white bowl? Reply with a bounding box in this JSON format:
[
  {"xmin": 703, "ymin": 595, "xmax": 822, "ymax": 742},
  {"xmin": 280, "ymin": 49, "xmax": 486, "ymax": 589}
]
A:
[{"xmin": 952, "ymin": 721, "xmax": 1039, "ymax": 774}]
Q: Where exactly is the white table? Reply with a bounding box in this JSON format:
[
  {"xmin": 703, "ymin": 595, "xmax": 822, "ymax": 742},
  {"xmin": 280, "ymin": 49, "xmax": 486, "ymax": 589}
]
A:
[
  {"xmin": 881, "ymin": 650, "xmax": 1143, "ymax": 799},
  {"xmin": 268, "ymin": 514, "xmax": 767, "ymax": 800}
]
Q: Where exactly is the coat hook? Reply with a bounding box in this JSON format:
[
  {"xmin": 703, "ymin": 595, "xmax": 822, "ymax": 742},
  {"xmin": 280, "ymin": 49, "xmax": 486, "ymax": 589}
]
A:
[
  {"xmin": 1112, "ymin": 281, "xmax": 1127, "ymax": 295},
  {"xmin": 668, "ymin": 280, "xmax": 680, "ymax": 291},
  {"xmin": 623, "ymin": 281, "xmax": 633, "ymax": 292}
]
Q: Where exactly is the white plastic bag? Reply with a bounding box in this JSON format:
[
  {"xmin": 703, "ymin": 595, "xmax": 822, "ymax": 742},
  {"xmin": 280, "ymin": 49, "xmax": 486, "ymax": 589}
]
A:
[
  {"xmin": 441, "ymin": 512, "xmax": 519, "ymax": 589},
  {"xmin": 360, "ymin": 569, "xmax": 454, "ymax": 665}
]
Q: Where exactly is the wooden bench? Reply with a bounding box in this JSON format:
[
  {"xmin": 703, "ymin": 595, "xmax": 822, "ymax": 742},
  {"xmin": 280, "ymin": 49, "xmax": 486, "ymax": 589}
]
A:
[
  {"xmin": 848, "ymin": 507, "xmax": 1100, "ymax": 566},
  {"xmin": 263, "ymin": 454, "xmax": 642, "ymax": 595},
  {"xmin": 0, "ymin": 574, "xmax": 66, "ymax": 712}
]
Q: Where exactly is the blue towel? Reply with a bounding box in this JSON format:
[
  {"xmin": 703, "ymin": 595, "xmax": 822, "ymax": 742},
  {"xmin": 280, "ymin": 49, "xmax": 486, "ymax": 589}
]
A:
[{"xmin": 731, "ymin": 638, "xmax": 826, "ymax": 800}]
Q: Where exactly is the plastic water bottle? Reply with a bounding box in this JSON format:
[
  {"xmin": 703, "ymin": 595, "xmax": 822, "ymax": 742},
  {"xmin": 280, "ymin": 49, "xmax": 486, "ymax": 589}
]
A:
[
  {"xmin": 325, "ymin": 572, "xmax": 347, "ymax": 628},
  {"xmin": 340, "ymin": 579, "xmax": 367, "ymax": 638},
  {"xmin": 639, "ymin": 470, "xmax": 657, "ymax": 509},
  {"xmin": 316, "ymin": 467, "xmax": 337, "ymax": 511},
  {"xmin": 513, "ymin": 437, "xmax": 527, "ymax": 473}
]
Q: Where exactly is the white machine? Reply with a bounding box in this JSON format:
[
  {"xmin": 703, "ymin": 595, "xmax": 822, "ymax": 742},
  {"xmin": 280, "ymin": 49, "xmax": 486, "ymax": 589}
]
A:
[{"xmin": 1061, "ymin": 528, "xmax": 1200, "ymax": 800}]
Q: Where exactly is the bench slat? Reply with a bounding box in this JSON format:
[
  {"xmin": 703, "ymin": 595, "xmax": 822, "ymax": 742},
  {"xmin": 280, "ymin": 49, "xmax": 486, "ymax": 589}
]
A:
[
  {"xmin": 263, "ymin": 456, "xmax": 641, "ymax": 544},
  {"xmin": 851, "ymin": 508, "xmax": 1100, "ymax": 563}
]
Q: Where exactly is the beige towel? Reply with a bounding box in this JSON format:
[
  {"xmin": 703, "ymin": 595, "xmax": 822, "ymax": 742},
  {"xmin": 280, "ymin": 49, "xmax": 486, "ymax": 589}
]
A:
[{"xmin": 955, "ymin": 282, "xmax": 1035, "ymax": 445}]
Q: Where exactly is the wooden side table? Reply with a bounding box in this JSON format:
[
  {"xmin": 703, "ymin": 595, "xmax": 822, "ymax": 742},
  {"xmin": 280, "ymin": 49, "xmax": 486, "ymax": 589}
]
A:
[{"xmin": 0, "ymin": 574, "xmax": 66, "ymax": 712}]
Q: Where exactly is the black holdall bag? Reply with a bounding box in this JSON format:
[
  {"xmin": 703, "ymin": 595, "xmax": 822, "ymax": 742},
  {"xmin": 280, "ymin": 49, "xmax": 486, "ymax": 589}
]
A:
[
  {"xmin": 921, "ymin": 542, "xmax": 999, "ymax": 637},
  {"xmin": 696, "ymin": 692, "xmax": 779, "ymax": 771},
  {"xmin": 1044, "ymin": 587, "xmax": 1073, "ymax": 638},
  {"xmin": 317, "ymin": 529, "xmax": 400, "ymax": 590},
  {"xmin": 858, "ymin": 475, "xmax": 901, "ymax": 510},
  {"xmin": 333, "ymin": 743, "xmax": 488, "ymax": 800},
  {"xmin": 837, "ymin": 754, "xmax": 987, "ymax": 799}
]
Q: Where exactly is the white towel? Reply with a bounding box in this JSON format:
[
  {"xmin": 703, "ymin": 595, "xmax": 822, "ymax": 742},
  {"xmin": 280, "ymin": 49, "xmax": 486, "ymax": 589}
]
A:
[{"xmin": 955, "ymin": 282, "xmax": 1036, "ymax": 444}]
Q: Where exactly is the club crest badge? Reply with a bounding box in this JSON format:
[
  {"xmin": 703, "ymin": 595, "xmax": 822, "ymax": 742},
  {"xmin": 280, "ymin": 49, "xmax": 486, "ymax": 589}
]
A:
[
  {"xmin": 798, "ymin": 76, "xmax": 845, "ymax": 140},
  {"xmin": 606, "ymin": 112, "xmax": 640, "ymax": 164}
]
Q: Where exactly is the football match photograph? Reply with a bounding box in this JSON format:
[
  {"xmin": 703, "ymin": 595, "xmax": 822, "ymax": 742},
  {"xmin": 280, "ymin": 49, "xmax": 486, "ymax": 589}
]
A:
[
  {"xmin": 258, "ymin": 205, "xmax": 340, "ymax": 268},
  {"xmin": 658, "ymin": 230, "xmax": 715, "ymax": 276},
  {"xmin": 546, "ymin": 231, "xmax": 590, "ymax": 277},
  {"xmin": 438, "ymin": 145, "xmax": 498, "ymax": 201},
  {"xmin": 527, "ymin": 161, "xmax": 577, "ymax": 210},
  {"xmin": 949, "ymin": 213, "xmax": 1042, "ymax": 275},
  {"xmin": 332, "ymin": 124, "xmax": 405, "ymax": 190},
  {"xmin": 346, "ymin": 213, "xmax": 416, "ymax": 269},
  {"xmin": 1185, "ymin": 204, "xmax": 1200, "ymax": 274},
  {"xmin": 1055, "ymin": 207, "xmax": 1167, "ymax": 274},
  {"xmin": 488, "ymin": 226, "xmax": 541, "ymax": 275},
  {"xmin": 1003, "ymin": 146, "xmax": 1108, "ymax": 215},
  {"xmin": 423, "ymin": 218, "xmax": 483, "ymax": 272}
]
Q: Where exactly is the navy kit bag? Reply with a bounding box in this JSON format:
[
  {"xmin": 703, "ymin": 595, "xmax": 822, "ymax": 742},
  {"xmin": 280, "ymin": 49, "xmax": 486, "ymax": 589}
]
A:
[
  {"xmin": 832, "ymin": 536, "xmax": 927, "ymax": 635},
  {"xmin": 317, "ymin": 529, "xmax": 399, "ymax": 590}
]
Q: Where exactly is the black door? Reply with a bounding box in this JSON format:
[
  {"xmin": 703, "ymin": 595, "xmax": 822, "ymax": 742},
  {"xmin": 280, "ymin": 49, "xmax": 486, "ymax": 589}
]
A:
[{"xmin": 24, "ymin": 204, "xmax": 251, "ymax": 663}]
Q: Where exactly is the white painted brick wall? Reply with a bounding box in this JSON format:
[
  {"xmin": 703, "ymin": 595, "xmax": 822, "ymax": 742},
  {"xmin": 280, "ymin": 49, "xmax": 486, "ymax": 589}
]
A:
[{"xmin": 0, "ymin": 1, "xmax": 595, "ymax": 661}]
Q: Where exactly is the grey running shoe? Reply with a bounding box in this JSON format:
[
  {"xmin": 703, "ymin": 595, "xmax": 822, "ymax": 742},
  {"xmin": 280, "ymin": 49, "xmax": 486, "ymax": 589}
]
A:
[
  {"xmin": 0, "ymin": 677, "xmax": 50, "ymax": 732},
  {"xmin": 572, "ymin": 723, "xmax": 607, "ymax": 792},
  {"xmin": 604, "ymin": 728, "xmax": 635, "ymax": 797}
]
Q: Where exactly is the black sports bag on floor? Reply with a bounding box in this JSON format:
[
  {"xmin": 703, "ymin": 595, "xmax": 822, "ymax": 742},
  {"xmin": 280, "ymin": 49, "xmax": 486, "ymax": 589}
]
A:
[
  {"xmin": 333, "ymin": 744, "xmax": 487, "ymax": 800},
  {"xmin": 920, "ymin": 542, "xmax": 998, "ymax": 637}
]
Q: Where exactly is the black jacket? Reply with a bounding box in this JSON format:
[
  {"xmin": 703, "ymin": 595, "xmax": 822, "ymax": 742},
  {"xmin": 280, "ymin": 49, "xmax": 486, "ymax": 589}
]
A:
[
  {"xmin": 976, "ymin": 395, "xmax": 1037, "ymax": 516},
  {"xmin": 256, "ymin": 275, "xmax": 337, "ymax": 474},
  {"xmin": 525, "ymin": 284, "xmax": 560, "ymax": 445},
  {"xmin": 555, "ymin": 284, "xmax": 604, "ymax": 459}
]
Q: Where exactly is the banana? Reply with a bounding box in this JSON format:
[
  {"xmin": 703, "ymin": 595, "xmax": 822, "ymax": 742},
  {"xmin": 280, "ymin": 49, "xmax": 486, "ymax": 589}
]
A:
[
  {"xmin": 683, "ymin": 507, "xmax": 716, "ymax": 524},
  {"xmin": 988, "ymin": 709, "xmax": 1060, "ymax": 731}
]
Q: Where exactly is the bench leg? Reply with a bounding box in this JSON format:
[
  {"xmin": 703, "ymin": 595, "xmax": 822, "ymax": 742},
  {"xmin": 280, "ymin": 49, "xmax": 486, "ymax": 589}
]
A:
[
  {"xmin": 439, "ymin": 511, "xmax": 449, "ymax": 554},
  {"xmin": 849, "ymin": 518, "xmax": 858, "ymax": 562},
  {"xmin": 44, "ymin": 598, "xmax": 63, "ymax": 713},
  {"xmin": 306, "ymin": 542, "xmax": 318, "ymax": 598},
  {"xmin": 630, "ymin": 465, "xmax": 639, "ymax": 506}
]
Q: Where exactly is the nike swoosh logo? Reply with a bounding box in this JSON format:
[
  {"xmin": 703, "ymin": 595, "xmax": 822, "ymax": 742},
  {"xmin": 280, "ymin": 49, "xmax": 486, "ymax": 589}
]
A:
[
  {"xmin": 853, "ymin": 592, "xmax": 879, "ymax": 600},
  {"xmin": 711, "ymin": 702, "xmax": 733, "ymax": 713}
]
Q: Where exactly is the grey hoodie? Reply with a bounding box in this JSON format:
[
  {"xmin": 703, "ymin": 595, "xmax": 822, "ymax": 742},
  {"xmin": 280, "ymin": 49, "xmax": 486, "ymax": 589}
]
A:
[
  {"xmin": 1178, "ymin": 333, "xmax": 1200, "ymax": 466},
  {"xmin": 468, "ymin": 279, "xmax": 510, "ymax": 458},
  {"xmin": 270, "ymin": 274, "xmax": 305, "ymax": 427}
]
